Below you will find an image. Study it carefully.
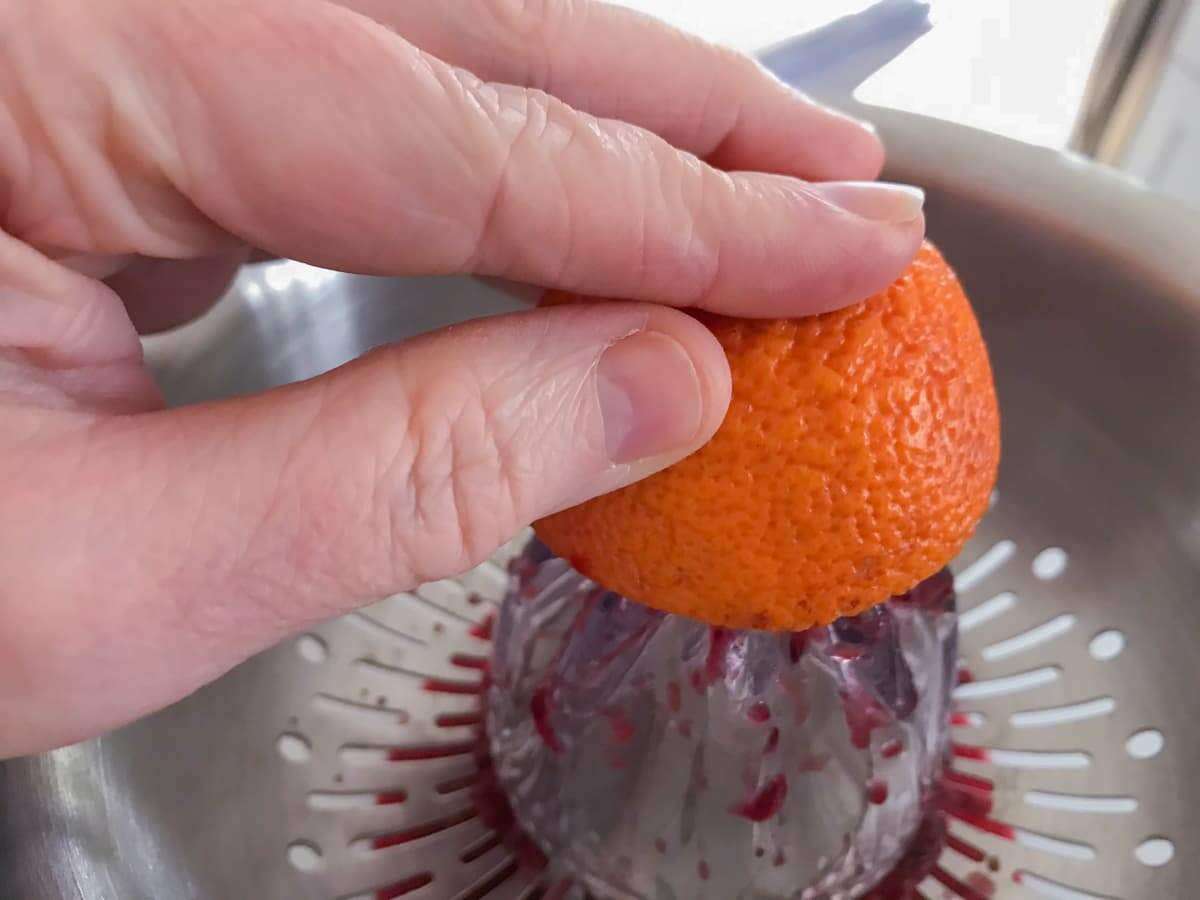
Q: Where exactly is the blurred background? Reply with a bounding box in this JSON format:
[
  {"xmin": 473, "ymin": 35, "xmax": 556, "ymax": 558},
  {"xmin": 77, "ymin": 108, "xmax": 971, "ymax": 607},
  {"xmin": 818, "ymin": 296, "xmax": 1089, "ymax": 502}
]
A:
[{"xmin": 619, "ymin": 0, "xmax": 1200, "ymax": 208}]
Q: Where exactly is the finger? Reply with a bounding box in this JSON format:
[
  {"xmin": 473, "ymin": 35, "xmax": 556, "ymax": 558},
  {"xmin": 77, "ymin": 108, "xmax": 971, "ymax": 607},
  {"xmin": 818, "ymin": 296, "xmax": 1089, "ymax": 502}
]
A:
[
  {"xmin": 2, "ymin": 303, "xmax": 729, "ymax": 752},
  {"xmin": 128, "ymin": 0, "xmax": 923, "ymax": 316},
  {"xmin": 338, "ymin": 0, "xmax": 883, "ymax": 180}
]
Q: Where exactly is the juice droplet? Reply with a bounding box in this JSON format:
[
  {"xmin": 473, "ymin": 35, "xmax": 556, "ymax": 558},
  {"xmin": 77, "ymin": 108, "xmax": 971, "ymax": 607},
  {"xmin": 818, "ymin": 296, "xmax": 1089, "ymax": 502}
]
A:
[
  {"xmin": 731, "ymin": 774, "xmax": 789, "ymax": 822},
  {"xmin": 881, "ymin": 738, "xmax": 904, "ymax": 759},
  {"xmin": 867, "ymin": 777, "xmax": 889, "ymax": 805},
  {"xmin": 530, "ymin": 685, "xmax": 564, "ymax": 754},
  {"xmin": 667, "ymin": 681, "xmax": 682, "ymax": 713},
  {"xmin": 763, "ymin": 727, "xmax": 780, "ymax": 755},
  {"xmin": 748, "ymin": 701, "xmax": 772, "ymax": 723}
]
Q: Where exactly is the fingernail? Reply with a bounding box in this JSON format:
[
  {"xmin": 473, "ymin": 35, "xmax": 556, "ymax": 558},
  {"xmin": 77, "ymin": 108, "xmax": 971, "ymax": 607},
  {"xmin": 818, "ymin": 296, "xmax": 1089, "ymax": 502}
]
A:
[
  {"xmin": 807, "ymin": 181, "xmax": 925, "ymax": 224},
  {"xmin": 597, "ymin": 331, "xmax": 704, "ymax": 464}
]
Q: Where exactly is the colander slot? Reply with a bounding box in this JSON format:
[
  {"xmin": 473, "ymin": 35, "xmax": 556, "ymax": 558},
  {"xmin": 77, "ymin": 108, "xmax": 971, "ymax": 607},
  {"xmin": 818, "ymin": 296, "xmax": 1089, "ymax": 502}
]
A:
[
  {"xmin": 296, "ymin": 633, "xmax": 330, "ymax": 662},
  {"xmin": 457, "ymin": 856, "xmax": 521, "ymax": 900},
  {"xmin": 953, "ymin": 665, "xmax": 1059, "ymax": 700},
  {"xmin": 1023, "ymin": 791, "xmax": 1137, "ymax": 814},
  {"xmin": 340, "ymin": 742, "xmax": 476, "ymax": 764},
  {"xmin": 1012, "ymin": 870, "xmax": 1116, "ymax": 900},
  {"xmin": 308, "ymin": 789, "xmax": 407, "ymax": 811},
  {"xmin": 353, "ymin": 807, "xmax": 478, "ymax": 851},
  {"xmin": 339, "ymin": 871, "xmax": 435, "ymax": 900},
  {"xmin": 952, "ymin": 744, "xmax": 1090, "ymax": 770},
  {"xmin": 958, "ymin": 592, "xmax": 1018, "ymax": 633},
  {"xmin": 1010, "ymin": 697, "xmax": 1116, "ymax": 729},
  {"xmin": 1014, "ymin": 828, "xmax": 1096, "ymax": 861},
  {"xmin": 436, "ymin": 772, "xmax": 482, "ymax": 795},
  {"xmin": 1134, "ymin": 837, "xmax": 1174, "ymax": 866},
  {"xmin": 981, "ymin": 614, "xmax": 1077, "ymax": 661},
  {"xmin": 286, "ymin": 840, "xmax": 324, "ymax": 872},
  {"xmin": 314, "ymin": 693, "xmax": 410, "ymax": 720},
  {"xmin": 1087, "ymin": 630, "xmax": 1126, "ymax": 661},
  {"xmin": 352, "ymin": 611, "xmax": 428, "ymax": 647},
  {"xmin": 460, "ymin": 832, "xmax": 503, "ymax": 864},
  {"xmin": 951, "ymin": 710, "xmax": 988, "ymax": 728},
  {"xmin": 1031, "ymin": 547, "xmax": 1069, "ymax": 580},
  {"xmin": 954, "ymin": 540, "xmax": 1016, "ymax": 592},
  {"xmin": 1125, "ymin": 729, "xmax": 1165, "ymax": 759}
]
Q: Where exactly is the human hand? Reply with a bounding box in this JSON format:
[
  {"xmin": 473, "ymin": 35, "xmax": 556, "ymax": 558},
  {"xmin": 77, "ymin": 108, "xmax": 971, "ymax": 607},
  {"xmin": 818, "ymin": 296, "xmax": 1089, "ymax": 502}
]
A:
[{"xmin": 0, "ymin": 0, "xmax": 923, "ymax": 756}]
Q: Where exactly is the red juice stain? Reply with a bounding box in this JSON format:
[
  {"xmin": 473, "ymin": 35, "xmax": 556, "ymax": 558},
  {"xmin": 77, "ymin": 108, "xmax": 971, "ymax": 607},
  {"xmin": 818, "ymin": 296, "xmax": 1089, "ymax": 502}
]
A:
[
  {"xmin": 942, "ymin": 781, "xmax": 995, "ymax": 818},
  {"xmin": 697, "ymin": 860, "xmax": 710, "ymax": 881},
  {"xmin": 841, "ymin": 687, "xmax": 891, "ymax": 749},
  {"xmin": 468, "ymin": 613, "xmax": 494, "ymax": 641},
  {"xmin": 943, "ymin": 769, "xmax": 995, "ymax": 793},
  {"xmin": 654, "ymin": 837, "xmax": 667, "ymax": 854},
  {"xmin": 689, "ymin": 668, "xmax": 706, "ymax": 695},
  {"xmin": 387, "ymin": 742, "xmax": 474, "ymax": 761},
  {"xmin": 863, "ymin": 810, "xmax": 946, "ymax": 899},
  {"xmin": 881, "ymin": 738, "xmax": 904, "ymax": 759},
  {"xmin": 867, "ymin": 778, "xmax": 889, "ymax": 805},
  {"xmin": 945, "ymin": 833, "xmax": 987, "ymax": 863},
  {"xmin": 604, "ymin": 707, "xmax": 636, "ymax": 745},
  {"xmin": 867, "ymin": 732, "xmax": 998, "ymax": 898},
  {"xmin": 731, "ymin": 774, "xmax": 788, "ymax": 822},
  {"xmin": 941, "ymin": 801, "xmax": 1015, "ymax": 841},
  {"xmin": 788, "ymin": 631, "xmax": 809, "ymax": 664},
  {"xmin": 705, "ymin": 627, "xmax": 734, "ymax": 684},
  {"xmin": 748, "ymin": 701, "xmax": 772, "ymax": 723},
  {"xmin": 530, "ymin": 685, "xmax": 564, "ymax": 754},
  {"xmin": 956, "ymin": 667, "xmax": 974, "ymax": 686},
  {"xmin": 951, "ymin": 743, "xmax": 989, "ymax": 762},
  {"xmin": 950, "ymin": 711, "xmax": 977, "ymax": 727},
  {"xmin": 435, "ymin": 711, "xmax": 482, "ymax": 729},
  {"xmin": 667, "ymin": 681, "xmax": 682, "ymax": 713},
  {"xmin": 422, "ymin": 678, "xmax": 483, "ymax": 695},
  {"xmin": 375, "ymin": 791, "xmax": 407, "ymax": 805},
  {"xmin": 467, "ymin": 592, "xmax": 483, "ymax": 606},
  {"xmin": 763, "ymin": 727, "xmax": 780, "ymax": 755},
  {"xmin": 987, "ymin": 855, "xmax": 1001, "ymax": 872},
  {"xmin": 772, "ymin": 849, "xmax": 786, "ymax": 867}
]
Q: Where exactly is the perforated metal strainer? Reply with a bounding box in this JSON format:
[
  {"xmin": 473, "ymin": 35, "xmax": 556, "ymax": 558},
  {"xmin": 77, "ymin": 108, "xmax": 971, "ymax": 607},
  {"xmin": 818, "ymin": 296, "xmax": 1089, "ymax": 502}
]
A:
[{"xmin": 2, "ymin": 108, "xmax": 1199, "ymax": 900}]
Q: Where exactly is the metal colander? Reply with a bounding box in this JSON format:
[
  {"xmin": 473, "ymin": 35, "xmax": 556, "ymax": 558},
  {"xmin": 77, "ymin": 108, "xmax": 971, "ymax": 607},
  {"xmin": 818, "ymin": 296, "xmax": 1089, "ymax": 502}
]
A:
[{"xmin": 2, "ymin": 107, "xmax": 1199, "ymax": 900}]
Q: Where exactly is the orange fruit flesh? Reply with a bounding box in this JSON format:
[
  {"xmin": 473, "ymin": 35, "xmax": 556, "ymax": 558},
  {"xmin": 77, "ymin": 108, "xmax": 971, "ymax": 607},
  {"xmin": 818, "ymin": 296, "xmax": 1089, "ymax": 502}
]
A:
[{"xmin": 535, "ymin": 242, "xmax": 1000, "ymax": 631}]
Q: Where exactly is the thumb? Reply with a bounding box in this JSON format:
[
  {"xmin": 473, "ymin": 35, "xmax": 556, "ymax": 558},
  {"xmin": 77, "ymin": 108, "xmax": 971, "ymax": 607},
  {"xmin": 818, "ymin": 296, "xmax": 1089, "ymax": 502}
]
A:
[{"xmin": 3, "ymin": 303, "xmax": 728, "ymax": 752}]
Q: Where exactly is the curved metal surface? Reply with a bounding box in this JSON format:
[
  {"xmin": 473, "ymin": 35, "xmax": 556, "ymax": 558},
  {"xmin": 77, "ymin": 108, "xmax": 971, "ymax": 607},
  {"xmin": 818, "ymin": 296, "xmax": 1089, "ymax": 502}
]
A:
[{"xmin": 2, "ymin": 111, "xmax": 1200, "ymax": 900}]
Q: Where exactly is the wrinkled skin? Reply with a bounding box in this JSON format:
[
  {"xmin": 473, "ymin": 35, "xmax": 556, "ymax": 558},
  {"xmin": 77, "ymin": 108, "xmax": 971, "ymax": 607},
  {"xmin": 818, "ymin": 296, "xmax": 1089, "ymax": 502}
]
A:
[{"xmin": 0, "ymin": 0, "xmax": 924, "ymax": 757}]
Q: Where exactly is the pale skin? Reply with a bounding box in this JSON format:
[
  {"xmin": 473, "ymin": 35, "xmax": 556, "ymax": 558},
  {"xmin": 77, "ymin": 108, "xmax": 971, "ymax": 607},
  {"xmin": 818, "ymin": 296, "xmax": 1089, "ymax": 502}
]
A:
[{"xmin": 0, "ymin": 0, "xmax": 925, "ymax": 758}]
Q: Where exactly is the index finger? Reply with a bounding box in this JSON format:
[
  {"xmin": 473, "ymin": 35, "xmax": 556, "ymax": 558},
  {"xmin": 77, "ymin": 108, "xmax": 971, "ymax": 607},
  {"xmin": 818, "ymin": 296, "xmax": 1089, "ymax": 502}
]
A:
[
  {"xmin": 337, "ymin": 0, "xmax": 884, "ymax": 181},
  {"xmin": 156, "ymin": 1, "xmax": 923, "ymax": 315}
]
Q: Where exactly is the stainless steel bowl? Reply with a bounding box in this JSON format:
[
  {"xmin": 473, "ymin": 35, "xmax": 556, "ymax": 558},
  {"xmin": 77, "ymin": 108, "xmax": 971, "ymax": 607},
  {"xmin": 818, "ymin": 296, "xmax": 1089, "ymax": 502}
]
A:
[{"xmin": 3, "ymin": 108, "xmax": 1199, "ymax": 900}]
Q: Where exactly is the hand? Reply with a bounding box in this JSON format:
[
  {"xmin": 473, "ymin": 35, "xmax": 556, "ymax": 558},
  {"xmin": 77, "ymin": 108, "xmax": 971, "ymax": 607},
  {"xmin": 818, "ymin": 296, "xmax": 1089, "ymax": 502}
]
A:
[{"xmin": 0, "ymin": 0, "xmax": 923, "ymax": 757}]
